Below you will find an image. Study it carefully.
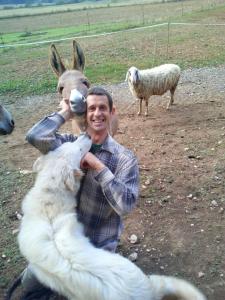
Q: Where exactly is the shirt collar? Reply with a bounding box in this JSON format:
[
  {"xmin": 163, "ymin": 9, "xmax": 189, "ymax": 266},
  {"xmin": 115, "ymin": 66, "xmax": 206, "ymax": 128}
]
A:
[{"xmin": 101, "ymin": 135, "xmax": 115, "ymax": 154}]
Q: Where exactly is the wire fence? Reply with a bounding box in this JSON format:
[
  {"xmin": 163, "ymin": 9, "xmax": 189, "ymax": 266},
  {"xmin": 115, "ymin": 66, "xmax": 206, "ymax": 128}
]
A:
[{"xmin": 1, "ymin": 21, "xmax": 225, "ymax": 49}]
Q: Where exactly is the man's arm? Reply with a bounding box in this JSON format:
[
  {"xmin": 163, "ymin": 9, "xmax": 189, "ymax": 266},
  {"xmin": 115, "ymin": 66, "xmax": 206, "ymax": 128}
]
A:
[
  {"xmin": 81, "ymin": 152, "xmax": 139, "ymax": 216},
  {"xmin": 80, "ymin": 152, "xmax": 105, "ymax": 172},
  {"xmin": 26, "ymin": 99, "xmax": 76, "ymax": 154}
]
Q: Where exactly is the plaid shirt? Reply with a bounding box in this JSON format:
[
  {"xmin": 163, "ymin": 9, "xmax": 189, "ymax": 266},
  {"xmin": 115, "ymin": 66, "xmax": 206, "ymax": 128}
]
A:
[{"xmin": 26, "ymin": 113, "xmax": 139, "ymax": 252}]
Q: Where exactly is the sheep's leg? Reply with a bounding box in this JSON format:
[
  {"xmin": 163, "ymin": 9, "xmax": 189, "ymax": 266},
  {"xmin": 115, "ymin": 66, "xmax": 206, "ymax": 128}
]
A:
[
  {"xmin": 144, "ymin": 98, "xmax": 148, "ymax": 116},
  {"xmin": 138, "ymin": 98, "xmax": 142, "ymax": 115},
  {"xmin": 167, "ymin": 86, "xmax": 176, "ymax": 109}
]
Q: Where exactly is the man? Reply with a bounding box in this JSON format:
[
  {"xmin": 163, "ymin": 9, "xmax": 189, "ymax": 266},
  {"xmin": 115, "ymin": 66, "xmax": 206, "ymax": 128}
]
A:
[{"xmin": 20, "ymin": 86, "xmax": 139, "ymax": 297}]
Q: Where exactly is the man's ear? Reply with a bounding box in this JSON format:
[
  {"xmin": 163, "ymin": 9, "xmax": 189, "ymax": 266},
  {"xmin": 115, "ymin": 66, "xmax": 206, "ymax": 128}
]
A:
[
  {"xmin": 111, "ymin": 106, "xmax": 116, "ymax": 115},
  {"xmin": 33, "ymin": 156, "xmax": 44, "ymax": 173}
]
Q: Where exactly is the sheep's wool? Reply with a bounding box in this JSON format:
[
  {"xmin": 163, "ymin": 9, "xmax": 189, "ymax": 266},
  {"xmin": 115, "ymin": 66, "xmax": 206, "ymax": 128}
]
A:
[{"xmin": 128, "ymin": 64, "xmax": 180, "ymax": 100}]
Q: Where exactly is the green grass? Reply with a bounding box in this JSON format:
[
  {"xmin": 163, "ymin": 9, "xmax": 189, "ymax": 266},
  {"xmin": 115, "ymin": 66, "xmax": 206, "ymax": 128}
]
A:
[
  {"xmin": 0, "ymin": 76, "xmax": 56, "ymax": 100},
  {"xmin": 0, "ymin": 0, "xmax": 223, "ymax": 34},
  {"xmin": 86, "ymin": 62, "xmax": 127, "ymax": 83},
  {"xmin": 0, "ymin": 2, "xmax": 225, "ymax": 98},
  {"xmin": 0, "ymin": 21, "xmax": 146, "ymax": 45}
]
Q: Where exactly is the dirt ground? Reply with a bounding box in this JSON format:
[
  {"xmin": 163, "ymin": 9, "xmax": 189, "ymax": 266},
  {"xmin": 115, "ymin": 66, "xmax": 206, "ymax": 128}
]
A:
[{"xmin": 1, "ymin": 65, "xmax": 225, "ymax": 299}]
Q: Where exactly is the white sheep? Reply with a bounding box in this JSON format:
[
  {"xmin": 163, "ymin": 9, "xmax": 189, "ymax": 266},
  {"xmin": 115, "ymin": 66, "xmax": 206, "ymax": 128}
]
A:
[{"xmin": 126, "ymin": 64, "xmax": 181, "ymax": 116}]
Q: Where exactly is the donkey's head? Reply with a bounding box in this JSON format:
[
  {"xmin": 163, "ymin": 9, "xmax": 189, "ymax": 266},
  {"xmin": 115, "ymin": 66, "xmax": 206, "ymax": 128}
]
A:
[
  {"xmin": 49, "ymin": 40, "xmax": 90, "ymax": 133},
  {"xmin": 0, "ymin": 104, "xmax": 15, "ymax": 135},
  {"xmin": 49, "ymin": 40, "xmax": 118, "ymax": 136},
  {"xmin": 49, "ymin": 40, "xmax": 90, "ymax": 101}
]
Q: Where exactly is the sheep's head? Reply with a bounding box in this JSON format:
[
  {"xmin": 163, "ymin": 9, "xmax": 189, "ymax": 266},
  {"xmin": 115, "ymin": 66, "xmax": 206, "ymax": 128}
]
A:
[
  {"xmin": 126, "ymin": 67, "xmax": 140, "ymax": 85},
  {"xmin": 33, "ymin": 133, "xmax": 92, "ymax": 194}
]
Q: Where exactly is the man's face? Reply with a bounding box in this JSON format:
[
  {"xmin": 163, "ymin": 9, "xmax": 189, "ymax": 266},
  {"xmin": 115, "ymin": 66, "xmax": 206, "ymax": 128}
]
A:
[{"xmin": 86, "ymin": 94, "xmax": 111, "ymax": 133}]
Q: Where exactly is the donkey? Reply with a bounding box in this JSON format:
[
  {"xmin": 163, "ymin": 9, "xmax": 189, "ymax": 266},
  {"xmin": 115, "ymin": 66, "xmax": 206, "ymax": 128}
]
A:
[
  {"xmin": 49, "ymin": 40, "xmax": 118, "ymax": 136},
  {"xmin": 0, "ymin": 104, "xmax": 14, "ymax": 135}
]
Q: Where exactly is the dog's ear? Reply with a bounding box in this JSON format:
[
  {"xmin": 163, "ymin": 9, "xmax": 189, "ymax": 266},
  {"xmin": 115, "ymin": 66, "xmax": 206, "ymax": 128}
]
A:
[
  {"xmin": 62, "ymin": 166, "xmax": 74, "ymax": 192},
  {"xmin": 62, "ymin": 167, "xmax": 84, "ymax": 192},
  {"xmin": 33, "ymin": 156, "xmax": 44, "ymax": 173},
  {"xmin": 63, "ymin": 167, "xmax": 83, "ymax": 192}
]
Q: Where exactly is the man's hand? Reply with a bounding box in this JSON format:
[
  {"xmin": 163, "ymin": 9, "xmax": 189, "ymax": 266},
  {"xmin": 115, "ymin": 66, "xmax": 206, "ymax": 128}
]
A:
[
  {"xmin": 81, "ymin": 152, "xmax": 105, "ymax": 172},
  {"xmin": 58, "ymin": 99, "xmax": 74, "ymax": 121}
]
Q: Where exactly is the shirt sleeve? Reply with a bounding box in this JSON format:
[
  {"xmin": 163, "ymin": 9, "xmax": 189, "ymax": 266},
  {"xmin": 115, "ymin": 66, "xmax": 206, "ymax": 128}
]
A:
[
  {"xmin": 94, "ymin": 155, "xmax": 139, "ymax": 216},
  {"xmin": 26, "ymin": 112, "xmax": 77, "ymax": 154}
]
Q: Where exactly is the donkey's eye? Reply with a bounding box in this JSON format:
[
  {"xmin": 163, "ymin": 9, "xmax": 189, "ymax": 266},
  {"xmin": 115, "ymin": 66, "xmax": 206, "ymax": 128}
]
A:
[
  {"xmin": 58, "ymin": 86, "xmax": 64, "ymax": 94},
  {"xmin": 82, "ymin": 80, "xmax": 90, "ymax": 88}
]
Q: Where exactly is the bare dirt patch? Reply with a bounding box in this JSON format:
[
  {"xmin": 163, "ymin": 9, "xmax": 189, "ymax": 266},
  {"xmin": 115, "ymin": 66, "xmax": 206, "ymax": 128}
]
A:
[{"xmin": 1, "ymin": 65, "xmax": 225, "ymax": 299}]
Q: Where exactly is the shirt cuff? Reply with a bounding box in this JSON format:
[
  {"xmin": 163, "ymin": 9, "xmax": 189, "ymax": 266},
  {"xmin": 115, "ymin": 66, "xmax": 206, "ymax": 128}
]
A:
[
  {"xmin": 94, "ymin": 167, "xmax": 115, "ymax": 186},
  {"xmin": 50, "ymin": 112, "xmax": 66, "ymax": 124}
]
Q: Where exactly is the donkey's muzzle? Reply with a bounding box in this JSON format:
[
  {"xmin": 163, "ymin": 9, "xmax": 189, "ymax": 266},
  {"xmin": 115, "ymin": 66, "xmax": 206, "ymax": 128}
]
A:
[{"xmin": 69, "ymin": 89, "xmax": 87, "ymax": 115}]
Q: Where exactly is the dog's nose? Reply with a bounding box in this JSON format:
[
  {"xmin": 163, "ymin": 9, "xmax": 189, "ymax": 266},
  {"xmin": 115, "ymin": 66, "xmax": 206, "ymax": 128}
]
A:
[{"xmin": 79, "ymin": 132, "xmax": 91, "ymax": 140}]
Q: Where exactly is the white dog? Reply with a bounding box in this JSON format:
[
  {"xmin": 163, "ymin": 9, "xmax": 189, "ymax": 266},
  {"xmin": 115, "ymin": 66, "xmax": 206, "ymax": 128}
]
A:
[{"xmin": 18, "ymin": 134, "xmax": 206, "ymax": 300}]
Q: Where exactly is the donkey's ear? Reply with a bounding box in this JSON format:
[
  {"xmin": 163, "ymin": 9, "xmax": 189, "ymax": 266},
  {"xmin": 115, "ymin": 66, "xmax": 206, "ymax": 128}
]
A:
[
  {"xmin": 72, "ymin": 40, "xmax": 85, "ymax": 72},
  {"xmin": 49, "ymin": 44, "xmax": 66, "ymax": 77}
]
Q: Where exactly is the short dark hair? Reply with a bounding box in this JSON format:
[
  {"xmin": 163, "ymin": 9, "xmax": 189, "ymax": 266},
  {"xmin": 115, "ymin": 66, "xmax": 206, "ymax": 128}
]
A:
[{"xmin": 87, "ymin": 86, "xmax": 113, "ymax": 112}]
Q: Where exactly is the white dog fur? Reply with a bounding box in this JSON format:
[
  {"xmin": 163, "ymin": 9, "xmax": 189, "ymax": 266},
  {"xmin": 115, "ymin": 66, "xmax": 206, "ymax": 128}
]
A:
[{"xmin": 18, "ymin": 134, "xmax": 206, "ymax": 300}]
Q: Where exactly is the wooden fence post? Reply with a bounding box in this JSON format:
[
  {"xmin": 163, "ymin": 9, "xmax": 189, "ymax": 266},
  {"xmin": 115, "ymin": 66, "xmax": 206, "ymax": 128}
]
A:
[{"xmin": 166, "ymin": 20, "xmax": 170, "ymax": 60}]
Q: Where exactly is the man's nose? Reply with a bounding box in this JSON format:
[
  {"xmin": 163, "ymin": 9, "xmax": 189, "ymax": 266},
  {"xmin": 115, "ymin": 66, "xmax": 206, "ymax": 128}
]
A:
[{"xmin": 94, "ymin": 108, "xmax": 101, "ymax": 116}]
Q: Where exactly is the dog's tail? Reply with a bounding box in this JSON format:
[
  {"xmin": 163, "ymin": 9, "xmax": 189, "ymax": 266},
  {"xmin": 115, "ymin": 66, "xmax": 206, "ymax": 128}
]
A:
[{"xmin": 148, "ymin": 275, "xmax": 206, "ymax": 300}]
